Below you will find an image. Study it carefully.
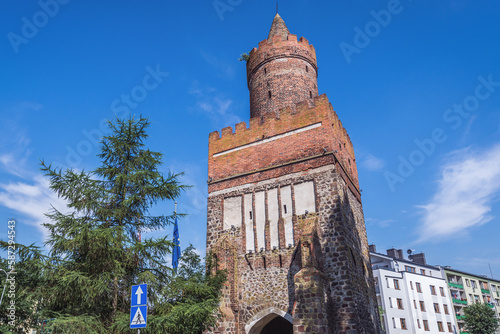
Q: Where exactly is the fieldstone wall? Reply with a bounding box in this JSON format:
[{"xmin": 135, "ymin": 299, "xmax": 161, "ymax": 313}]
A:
[{"xmin": 206, "ymin": 164, "xmax": 381, "ymax": 333}]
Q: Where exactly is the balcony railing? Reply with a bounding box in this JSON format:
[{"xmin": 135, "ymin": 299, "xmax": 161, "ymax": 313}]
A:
[
  {"xmin": 481, "ymin": 289, "xmax": 491, "ymax": 294},
  {"xmin": 449, "ymin": 282, "xmax": 464, "ymax": 289},
  {"xmin": 453, "ymin": 298, "xmax": 468, "ymax": 305},
  {"xmin": 487, "ymin": 304, "xmax": 494, "ymax": 308},
  {"xmin": 456, "ymin": 315, "xmax": 466, "ymax": 320}
]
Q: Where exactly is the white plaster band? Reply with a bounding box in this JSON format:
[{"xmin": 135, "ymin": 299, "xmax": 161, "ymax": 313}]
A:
[{"xmin": 213, "ymin": 122, "xmax": 322, "ymax": 157}]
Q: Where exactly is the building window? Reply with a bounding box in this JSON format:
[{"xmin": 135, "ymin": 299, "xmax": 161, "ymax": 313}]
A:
[
  {"xmin": 423, "ymin": 320, "xmax": 429, "ymax": 331},
  {"xmin": 447, "ymin": 322, "xmax": 453, "ymax": 332},
  {"xmin": 416, "ymin": 282, "xmax": 422, "ymax": 292},
  {"xmin": 410, "ymin": 281, "xmax": 414, "ymax": 290},
  {"xmin": 437, "ymin": 321, "xmax": 444, "ymax": 332},
  {"xmin": 249, "ymin": 211, "xmax": 253, "ymax": 220},
  {"xmin": 430, "ymin": 285, "xmax": 437, "ymax": 295},
  {"xmin": 414, "ymin": 300, "xmax": 417, "ymax": 309},
  {"xmin": 401, "ymin": 318, "xmax": 407, "ymax": 330},
  {"xmin": 394, "ymin": 279, "xmax": 400, "ymax": 290},
  {"xmin": 309, "ymin": 91, "xmax": 312, "ymax": 98},
  {"xmin": 421, "ymin": 269, "xmax": 426, "ymax": 275},
  {"xmin": 417, "ymin": 319, "xmax": 421, "ymax": 329},
  {"xmin": 419, "ymin": 301, "xmax": 426, "ymax": 312},
  {"xmin": 405, "ymin": 266, "xmax": 416, "ymax": 273},
  {"xmin": 440, "ymin": 287, "xmax": 445, "ymax": 296},
  {"xmin": 471, "ymin": 280, "xmax": 477, "ymax": 289},
  {"xmin": 392, "ymin": 317, "xmax": 396, "ymax": 328},
  {"xmin": 264, "ymin": 68, "xmax": 267, "ymax": 74},
  {"xmin": 443, "ymin": 304, "xmax": 449, "ymax": 315},
  {"xmin": 389, "ymin": 297, "xmax": 393, "ymax": 308},
  {"xmin": 268, "ymin": 91, "xmax": 272, "ymax": 99},
  {"xmin": 397, "ymin": 298, "xmax": 404, "ymax": 309},
  {"xmin": 306, "ymin": 65, "xmax": 309, "ymax": 72},
  {"xmin": 283, "ymin": 205, "xmax": 287, "ymax": 214},
  {"xmin": 434, "ymin": 303, "xmax": 440, "ymax": 313},
  {"xmin": 386, "ymin": 278, "xmax": 389, "ymax": 288},
  {"xmin": 466, "ymin": 279, "xmax": 470, "ymax": 287}
]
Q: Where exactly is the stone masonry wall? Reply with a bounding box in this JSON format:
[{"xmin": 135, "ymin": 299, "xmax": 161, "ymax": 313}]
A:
[{"xmin": 206, "ymin": 164, "xmax": 381, "ymax": 333}]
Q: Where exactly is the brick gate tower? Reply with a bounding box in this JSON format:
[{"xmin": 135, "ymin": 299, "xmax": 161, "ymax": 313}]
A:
[{"xmin": 206, "ymin": 14, "xmax": 381, "ymax": 334}]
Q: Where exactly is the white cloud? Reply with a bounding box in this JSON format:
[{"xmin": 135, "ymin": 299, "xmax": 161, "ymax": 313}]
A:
[
  {"xmin": 416, "ymin": 144, "xmax": 500, "ymax": 242},
  {"xmin": 189, "ymin": 81, "xmax": 240, "ymax": 128},
  {"xmin": 0, "ymin": 174, "xmax": 67, "ymax": 240},
  {"xmin": 366, "ymin": 217, "xmax": 395, "ymax": 228},
  {"xmin": 361, "ymin": 153, "xmax": 385, "ymax": 171}
]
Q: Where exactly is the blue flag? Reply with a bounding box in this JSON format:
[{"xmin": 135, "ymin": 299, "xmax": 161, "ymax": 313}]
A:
[{"xmin": 172, "ymin": 215, "xmax": 180, "ymax": 272}]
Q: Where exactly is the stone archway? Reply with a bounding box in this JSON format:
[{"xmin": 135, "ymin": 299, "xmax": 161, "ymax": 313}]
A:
[
  {"xmin": 260, "ymin": 316, "xmax": 293, "ymax": 334},
  {"xmin": 245, "ymin": 307, "xmax": 293, "ymax": 334}
]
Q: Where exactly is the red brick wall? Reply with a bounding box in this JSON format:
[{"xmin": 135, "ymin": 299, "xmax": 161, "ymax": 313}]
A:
[
  {"xmin": 247, "ymin": 34, "xmax": 318, "ymax": 118},
  {"xmin": 208, "ymin": 94, "xmax": 360, "ymax": 195}
]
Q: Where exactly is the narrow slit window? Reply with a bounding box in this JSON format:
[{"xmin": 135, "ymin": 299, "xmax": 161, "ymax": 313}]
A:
[
  {"xmin": 268, "ymin": 91, "xmax": 272, "ymax": 99},
  {"xmin": 249, "ymin": 211, "xmax": 253, "ymax": 220},
  {"xmin": 309, "ymin": 91, "xmax": 312, "ymax": 98},
  {"xmin": 306, "ymin": 66, "xmax": 309, "ymax": 72},
  {"xmin": 283, "ymin": 205, "xmax": 287, "ymax": 214},
  {"xmin": 264, "ymin": 68, "xmax": 267, "ymax": 74}
]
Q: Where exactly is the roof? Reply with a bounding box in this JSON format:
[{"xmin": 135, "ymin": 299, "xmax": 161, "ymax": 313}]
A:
[{"xmin": 268, "ymin": 13, "xmax": 290, "ymax": 41}]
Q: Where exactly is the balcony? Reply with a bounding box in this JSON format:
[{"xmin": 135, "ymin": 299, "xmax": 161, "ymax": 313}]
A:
[
  {"xmin": 487, "ymin": 304, "xmax": 494, "ymax": 309},
  {"xmin": 481, "ymin": 289, "xmax": 491, "ymax": 294},
  {"xmin": 449, "ymin": 282, "xmax": 464, "ymax": 289},
  {"xmin": 453, "ymin": 298, "xmax": 468, "ymax": 305},
  {"xmin": 456, "ymin": 315, "xmax": 466, "ymax": 320}
]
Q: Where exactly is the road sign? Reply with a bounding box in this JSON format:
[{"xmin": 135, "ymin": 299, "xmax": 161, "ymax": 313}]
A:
[
  {"xmin": 130, "ymin": 305, "xmax": 147, "ymax": 329},
  {"xmin": 131, "ymin": 283, "xmax": 147, "ymax": 307},
  {"xmin": 130, "ymin": 283, "xmax": 147, "ymax": 329}
]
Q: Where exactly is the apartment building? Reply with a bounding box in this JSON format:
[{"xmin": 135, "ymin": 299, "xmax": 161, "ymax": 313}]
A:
[
  {"xmin": 371, "ymin": 246, "xmax": 457, "ymax": 333},
  {"xmin": 442, "ymin": 267, "xmax": 500, "ymax": 333}
]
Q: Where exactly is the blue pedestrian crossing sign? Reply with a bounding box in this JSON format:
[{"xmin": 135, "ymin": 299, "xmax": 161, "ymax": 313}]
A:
[
  {"xmin": 130, "ymin": 305, "xmax": 147, "ymax": 329},
  {"xmin": 130, "ymin": 284, "xmax": 147, "ymax": 329}
]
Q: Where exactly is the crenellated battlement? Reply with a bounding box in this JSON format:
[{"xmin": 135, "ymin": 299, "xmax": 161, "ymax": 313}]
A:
[
  {"xmin": 247, "ymin": 34, "xmax": 317, "ymax": 85},
  {"xmin": 208, "ymin": 94, "xmax": 359, "ymax": 190}
]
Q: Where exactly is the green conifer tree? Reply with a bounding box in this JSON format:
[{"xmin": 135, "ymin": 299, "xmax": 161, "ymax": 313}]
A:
[{"xmin": 24, "ymin": 117, "xmax": 225, "ymax": 333}]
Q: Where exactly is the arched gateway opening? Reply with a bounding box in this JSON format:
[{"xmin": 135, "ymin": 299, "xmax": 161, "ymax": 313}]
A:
[
  {"xmin": 260, "ymin": 316, "xmax": 293, "ymax": 334},
  {"xmin": 246, "ymin": 308, "xmax": 293, "ymax": 334}
]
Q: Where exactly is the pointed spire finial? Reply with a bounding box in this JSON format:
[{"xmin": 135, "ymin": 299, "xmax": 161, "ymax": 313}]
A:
[{"xmin": 268, "ymin": 12, "xmax": 289, "ymax": 41}]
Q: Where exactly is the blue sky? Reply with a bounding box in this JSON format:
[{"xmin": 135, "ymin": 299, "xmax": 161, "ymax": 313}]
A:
[{"xmin": 1, "ymin": 0, "xmax": 500, "ymax": 279}]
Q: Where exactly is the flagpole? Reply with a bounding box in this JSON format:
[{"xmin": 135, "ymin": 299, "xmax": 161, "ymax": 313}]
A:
[{"xmin": 172, "ymin": 201, "xmax": 180, "ymax": 273}]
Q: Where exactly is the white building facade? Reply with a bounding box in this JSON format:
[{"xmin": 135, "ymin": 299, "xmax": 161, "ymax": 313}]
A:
[{"xmin": 371, "ymin": 248, "xmax": 457, "ymax": 334}]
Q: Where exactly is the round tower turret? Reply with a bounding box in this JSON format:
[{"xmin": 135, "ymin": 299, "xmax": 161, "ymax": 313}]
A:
[{"xmin": 247, "ymin": 14, "xmax": 318, "ymax": 118}]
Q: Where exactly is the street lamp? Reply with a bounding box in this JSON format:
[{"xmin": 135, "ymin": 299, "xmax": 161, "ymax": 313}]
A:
[{"xmin": 0, "ymin": 268, "xmax": 14, "ymax": 307}]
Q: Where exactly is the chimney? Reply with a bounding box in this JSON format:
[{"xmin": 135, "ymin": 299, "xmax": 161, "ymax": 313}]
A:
[
  {"xmin": 369, "ymin": 244, "xmax": 376, "ymax": 253},
  {"xmin": 397, "ymin": 249, "xmax": 404, "ymax": 259},
  {"xmin": 412, "ymin": 253, "xmax": 426, "ymax": 265},
  {"xmin": 387, "ymin": 248, "xmax": 403, "ymax": 259}
]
